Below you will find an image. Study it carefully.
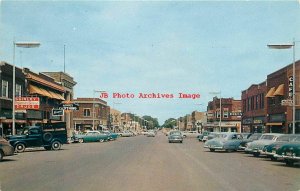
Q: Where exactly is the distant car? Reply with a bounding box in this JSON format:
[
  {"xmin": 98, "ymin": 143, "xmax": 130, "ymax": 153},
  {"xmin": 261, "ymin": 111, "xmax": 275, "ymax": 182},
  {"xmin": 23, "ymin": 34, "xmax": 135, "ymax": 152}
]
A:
[
  {"xmin": 147, "ymin": 130, "xmax": 156, "ymax": 137},
  {"xmin": 262, "ymin": 134, "xmax": 300, "ymax": 161},
  {"xmin": 168, "ymin": 131, "xmax": 183, "ymax": 143},
  {"xmin": 182, "ymin": 131, "xmax": 200, "ymax": 138},
  {"xmin": 245, "ymin": 133, "xmax": 284, "ymax": 157},
  {"xmin": 204, "ymin": 132, "xmax": 244, "ymax": 152},
  {"xmin": 274, "ymin": 136, "xmax": 300, "ymax": 166},
  {"xmin": 0, "ymin": 137, "xmax": 14, "ymax": 161},
  {"xmin": 198, "ymin": 131, "xmax": 210, "ymax": 142},
  {"xmin": 120, "ymin": 131, "xmax": 134, "ymax": 137},
  {"xmin": 72, "ymin": 131, "xmax": 109, "ymax": 143}
]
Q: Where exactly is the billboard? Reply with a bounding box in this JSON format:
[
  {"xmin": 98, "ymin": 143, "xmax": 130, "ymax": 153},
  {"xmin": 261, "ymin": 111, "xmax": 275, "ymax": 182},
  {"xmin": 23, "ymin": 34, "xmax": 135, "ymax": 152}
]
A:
[{"xmin": 15, "ymin": 97, "xmax": 40, "ymax": 110}]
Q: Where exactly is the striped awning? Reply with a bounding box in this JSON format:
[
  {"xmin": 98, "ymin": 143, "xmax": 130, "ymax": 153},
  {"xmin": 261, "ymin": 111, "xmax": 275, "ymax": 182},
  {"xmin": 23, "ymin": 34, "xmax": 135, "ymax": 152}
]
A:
[
  {"xmin": 266, "ymin": 122, "xmax": 282, "ymax": 126},
  {"xmin": 265, "ymin": 87, "xmax": 276, "ymax": 98},
  {"xmin": 273, "ymin": 84, "xmax": 284, "ymax": 96}
]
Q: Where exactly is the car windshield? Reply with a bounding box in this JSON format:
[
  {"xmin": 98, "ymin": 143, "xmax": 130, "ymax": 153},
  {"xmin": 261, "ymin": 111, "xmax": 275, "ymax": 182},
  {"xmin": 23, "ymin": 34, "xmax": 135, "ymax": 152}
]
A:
[
  {"xmin": 248, "ymin": 134, "xmax": 262, "ymax": 140},
  {"xmin": 276, "ymin": 135, "xmax": 290, "ymax": 142},
  {"xmin": 292, "ymin": 136, "xmax": 300, "ymax": 142},
  {"xmin": 170, "ymin": 131, "xmax": 181, "ymax": 136},
  {"xmin": 260, "ymin": 135, "xmax": 276, "ymax": 140}
]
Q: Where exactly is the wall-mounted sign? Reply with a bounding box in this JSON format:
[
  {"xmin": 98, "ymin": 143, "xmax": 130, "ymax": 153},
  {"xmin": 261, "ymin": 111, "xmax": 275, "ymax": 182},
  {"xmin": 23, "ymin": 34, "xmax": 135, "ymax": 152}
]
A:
[
  {"xmin": 15, "ymin": 97, "xmax": 39, "ymax": 110},
  {"xmin": 52, "ymin": 109, "xmax": 64, "ymax": 116}
]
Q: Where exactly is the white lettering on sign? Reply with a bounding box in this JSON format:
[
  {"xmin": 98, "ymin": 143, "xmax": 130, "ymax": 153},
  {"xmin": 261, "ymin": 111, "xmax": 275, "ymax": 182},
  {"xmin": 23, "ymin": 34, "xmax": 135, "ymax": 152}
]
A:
[{"xmin": 15, "ymin": 97, "xmax": 40, "ymax": 110}]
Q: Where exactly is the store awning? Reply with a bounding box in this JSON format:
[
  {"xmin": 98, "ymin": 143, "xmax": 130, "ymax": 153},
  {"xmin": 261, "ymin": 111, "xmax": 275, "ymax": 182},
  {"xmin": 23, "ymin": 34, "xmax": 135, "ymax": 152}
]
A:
[
  {"xmin": 28, "ymin": 85, "xmax": 44, "ymax": 95},
  {"xmin": 265, "ymin": 87, "xmax": 276, "ymax": 98},
  {"xmin": 273, "ymin": 84, "xmax": 284, "ymax": 96},
  {"xmin": 266, "ymin": 122, "xmax": 282, "ymax": 126},
  {"xmin": 48, "ymin": 91, "xmax": 65, "ymax": 101}
]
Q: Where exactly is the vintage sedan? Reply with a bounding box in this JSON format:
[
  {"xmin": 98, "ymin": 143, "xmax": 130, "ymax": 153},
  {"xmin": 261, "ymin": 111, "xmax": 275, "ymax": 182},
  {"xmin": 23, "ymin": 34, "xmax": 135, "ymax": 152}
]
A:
[
  {"xmin": 239, "ymin": 133, "xmax": 262, "ymax": 151},
  {"xmin": 168, "ymin": 131, "xmax": 183, "ymax": 143},
  {"xmin": 274, "ymin": 136, "xmax": 300, "ymax": 166},
  {"xmin": 101, "ymin": 130, "xmax": 119, "ymax": 141},
  {"xmin": 245, "ymin": 133, "xmax": 284, "ymax": 157},
  {"xmin": 72, "ymin": 131, "xmax": 109, "ymax": 143},
  {"xmin": 0, "ymin": 137, "xmax": 15, "ymax": 161},
  {"xmin": 204, "ymin": 132, "xmax": 243, "ymax": 152},
  {"xmin": 262, "ymin": 134, "xmax": 300, "ymax": 161}
]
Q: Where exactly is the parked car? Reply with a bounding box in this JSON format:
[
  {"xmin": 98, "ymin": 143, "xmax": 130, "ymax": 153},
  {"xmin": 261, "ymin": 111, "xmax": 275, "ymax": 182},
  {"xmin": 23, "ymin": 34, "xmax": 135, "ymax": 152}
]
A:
[
  {"xmin": 245, "ymin": 133, "xmax": 284, "ymax": 157},
  {"xmin": 168, "ymin": 131, "xmax": 183, "ymax": 143},
  {"xmin": 262, "ymin": 134, "xmax": 300, "ymax": 161},
  {"xmin": 206, "ymin": 132, "xmax": 220, "ymax": 141},
  {"xmin": 119, "ymin": 131, "xmax": 134, "ymax": 137},
  {"xmin": 204, "ymin": 132, "xmax": 243, "ymax": 152},
  {"xmin": 181, "ymin": 131, "xmax": 200, "ymax": 138},
  {"xmin": 0, "ymin": 137, "xmax": 15, "ymax": 161},
  {"xmin": 100, "ymin": 130, "xmax": 119, "ymax": 141},
  {"xmin": 7, "ymin": 122, "xmax": 67, "ymax": 152},
  {"xmin": 147, "ymin": 130, "xmax": 156, "ymax": 137},
  {"xmin": 239, "ymin": 133, "xmax": 262, "ymax": 151},
  {"xmin": 198, "ymin": 131, "xmax": 211, "ymax": 142},
  {"xmin": 72, "ymin": 131, "xmax": 109, "ymax": 143},
  {"xmin": 274, "ymin": 136, "xmax": 300, "ymax": 166}
]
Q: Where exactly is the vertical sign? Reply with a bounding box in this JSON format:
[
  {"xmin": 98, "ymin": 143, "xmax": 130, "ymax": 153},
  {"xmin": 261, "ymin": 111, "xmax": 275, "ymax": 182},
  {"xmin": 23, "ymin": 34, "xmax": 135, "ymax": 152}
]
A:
[{"xmin": 288, "ymin": 76, "xmax": 293, "ymax": 98}]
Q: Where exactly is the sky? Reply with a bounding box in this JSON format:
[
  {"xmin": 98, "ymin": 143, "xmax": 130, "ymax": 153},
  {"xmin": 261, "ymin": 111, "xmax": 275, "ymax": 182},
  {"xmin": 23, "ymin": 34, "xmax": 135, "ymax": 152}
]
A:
[{"xmin": 1, "ymin": 1, "xmax": 300, "ymax": 125}]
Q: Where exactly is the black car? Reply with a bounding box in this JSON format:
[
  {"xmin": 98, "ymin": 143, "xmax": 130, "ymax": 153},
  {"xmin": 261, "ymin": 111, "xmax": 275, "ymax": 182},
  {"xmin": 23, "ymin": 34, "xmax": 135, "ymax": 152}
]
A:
[{"xmin": 0, "ymin": 137, "xmax": 15, "ymax": 161}]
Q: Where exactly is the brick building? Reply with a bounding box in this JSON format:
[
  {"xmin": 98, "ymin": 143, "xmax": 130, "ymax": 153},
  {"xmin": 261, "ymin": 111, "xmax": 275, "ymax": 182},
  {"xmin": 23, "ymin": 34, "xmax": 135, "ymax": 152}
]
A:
[
  {"xmin": 73, "ymin": 98, "xmax": 108, "ymax": 132},
  {"xmin": 241, "ymin": 81, "xmax": 267, "ymax": 133},
  {"xmin": 206, "ymin": 97, "xmax": 242, "ymax": 132},
  {"xmin": 265, "ymin": 60, "xmax": 300, "ymax": 133}
]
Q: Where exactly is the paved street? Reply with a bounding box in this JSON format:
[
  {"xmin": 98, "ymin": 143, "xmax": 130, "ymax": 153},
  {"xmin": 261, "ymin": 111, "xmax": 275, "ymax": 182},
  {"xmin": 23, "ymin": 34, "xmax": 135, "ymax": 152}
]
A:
[{"xmin": 1, "ymin": 132, "xmax": 300, "ymax": 191}]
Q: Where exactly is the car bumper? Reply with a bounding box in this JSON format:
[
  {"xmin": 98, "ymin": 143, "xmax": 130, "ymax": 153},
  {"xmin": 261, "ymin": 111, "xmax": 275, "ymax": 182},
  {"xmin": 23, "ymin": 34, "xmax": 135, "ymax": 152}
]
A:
[
  {"xmin": 169, "ymin": 139, "xmax": 183, "ymax": 142},
  {"xmin": 204, "ymin": 145, "xmax": 223, "ymax": 150},
  {"xmin": 2, "ymin": 145, "xmax": 15, "ymax": 156}
]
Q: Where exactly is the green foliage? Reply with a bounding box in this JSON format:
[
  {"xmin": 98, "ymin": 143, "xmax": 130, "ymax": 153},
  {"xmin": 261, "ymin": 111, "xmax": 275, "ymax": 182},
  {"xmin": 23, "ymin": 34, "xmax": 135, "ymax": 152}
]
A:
[{"xmin": 162, "ymin": 118, "xmax": 177, "ymax": 129}]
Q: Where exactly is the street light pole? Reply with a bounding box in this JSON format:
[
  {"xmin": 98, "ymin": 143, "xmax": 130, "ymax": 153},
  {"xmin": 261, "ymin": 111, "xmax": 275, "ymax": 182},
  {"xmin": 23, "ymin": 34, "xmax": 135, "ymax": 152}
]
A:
[
  {"xmin": 12, "ymin": 41, "xmax": 40, "ymax": 135},
  {"xmin": 268, "ymin": 40, "xmax": 296, "ymax": 134}
]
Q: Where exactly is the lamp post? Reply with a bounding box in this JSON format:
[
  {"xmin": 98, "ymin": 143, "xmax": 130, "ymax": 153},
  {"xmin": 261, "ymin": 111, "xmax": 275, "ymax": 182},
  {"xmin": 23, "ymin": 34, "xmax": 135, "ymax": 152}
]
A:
[
  {"xmin": 268, "ymin": 40, "xmax": 296, "ymax": 134},
  {"xmin": 12, "ymin": 41, "xmax": 40, "ymax": 135},
  {"xmin": 92, "ymin": 90, "xmax": 106, "ymax": 130},
  {"xmin": 210, "ymin": 91, "xmax": 222, "ymax": 132}
]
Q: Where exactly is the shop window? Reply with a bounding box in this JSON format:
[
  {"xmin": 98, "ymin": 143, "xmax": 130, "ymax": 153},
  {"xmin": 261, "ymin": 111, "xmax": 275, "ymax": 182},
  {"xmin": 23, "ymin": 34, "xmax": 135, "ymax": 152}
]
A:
[{"xmin": 223, "ymin": 108, "xmax": 229, "ymax": 118}]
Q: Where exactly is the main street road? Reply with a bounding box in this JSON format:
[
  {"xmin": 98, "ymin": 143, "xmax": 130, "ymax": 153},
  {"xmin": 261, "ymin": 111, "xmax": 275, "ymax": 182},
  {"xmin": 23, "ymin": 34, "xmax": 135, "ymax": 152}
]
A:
[{"xmin": 1, "ymin": 132, "xmax": 300, "ymax": 191}]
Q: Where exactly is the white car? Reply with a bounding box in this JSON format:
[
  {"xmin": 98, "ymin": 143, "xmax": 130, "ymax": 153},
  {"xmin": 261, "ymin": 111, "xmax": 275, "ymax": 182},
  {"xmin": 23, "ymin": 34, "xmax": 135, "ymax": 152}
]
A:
[{"xmin": 181, "ymin": 131, "xmax": 200, "ymax": 138}]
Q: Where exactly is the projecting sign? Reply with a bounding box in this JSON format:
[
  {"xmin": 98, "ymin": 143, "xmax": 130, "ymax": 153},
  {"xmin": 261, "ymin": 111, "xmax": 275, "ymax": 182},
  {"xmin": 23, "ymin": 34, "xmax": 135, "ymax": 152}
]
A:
[
  {"xmin": 281, "ymin": 99, "xmax": 293, "ymax": 106},
  {"xmin": 58, "ymin": 103, "xmax": 79, "ymax": 110},
  {"xmin": 52, "ymin": 109, "xmax": 64, "ymax": 116},
  {"xmin": 15, "ymin": 97, "xmax": 40, "ymax": 110}
]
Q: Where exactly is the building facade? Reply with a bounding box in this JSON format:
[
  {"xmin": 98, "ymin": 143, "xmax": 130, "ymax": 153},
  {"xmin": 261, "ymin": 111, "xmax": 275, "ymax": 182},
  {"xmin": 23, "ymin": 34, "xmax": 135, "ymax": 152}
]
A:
[
  {"xmin": 265, "ymin": 61, "xmax": 300, "ymax": 133},
  {"xmin": 241, "ymin": 81, "xmax": 267, "ymax": 133},
  {"xmin": 73, "ymin": 98, "xmax": 108, "ymax": 132},
  {"xmin": 206, "ymin": 97, "xmax": 242, "ymax": 132}
]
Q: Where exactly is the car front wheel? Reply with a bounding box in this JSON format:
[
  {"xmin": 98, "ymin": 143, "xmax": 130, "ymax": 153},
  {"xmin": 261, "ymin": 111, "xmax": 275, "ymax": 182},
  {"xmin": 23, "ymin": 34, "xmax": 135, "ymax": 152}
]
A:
[
  {"xmin": 78, "ymin": 138, "xmax": 84, "ymax": 143},
  {"xmin": 0, "ymin": 150, "xmax": 3, "ymax": 161},
  {"xmin": 209, "ymin": 148, "xmax": 215, "ymax": 152}
]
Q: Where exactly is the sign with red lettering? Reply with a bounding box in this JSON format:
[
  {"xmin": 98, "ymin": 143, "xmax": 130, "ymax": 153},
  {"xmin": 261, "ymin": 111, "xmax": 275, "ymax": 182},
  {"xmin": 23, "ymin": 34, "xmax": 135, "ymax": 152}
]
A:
[{"xmin": 15, "ymin": 97, "xmax": 40, "ymax": 110}]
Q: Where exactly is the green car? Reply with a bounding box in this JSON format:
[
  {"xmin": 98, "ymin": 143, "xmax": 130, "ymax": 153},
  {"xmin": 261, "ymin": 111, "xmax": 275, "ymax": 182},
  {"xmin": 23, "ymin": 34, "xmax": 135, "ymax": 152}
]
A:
[
  {"xmin": 274, "ymin": 136, "xmax": 300, "ymax": 166},
  {"xmin": 262, "ymin": 134, "xmax": 300, "ymax": 161},
  {"xmin": 100, "ymin": 131, "xmax": 119, "ymax": 141},
  {"xmin": 72, "ymin": 131, "xmax": 109, "ymax": 143}
]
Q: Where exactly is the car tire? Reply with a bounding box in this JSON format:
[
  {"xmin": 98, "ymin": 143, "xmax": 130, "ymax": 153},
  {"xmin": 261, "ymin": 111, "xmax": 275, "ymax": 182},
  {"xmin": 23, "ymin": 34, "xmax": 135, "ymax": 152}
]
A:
[
  {"xmin": 15, "ymin": 143, "xmax": 26, "ymax": 153},
  {"xmin": 270, "ymin": 156, "xmax": 277, "ymax": 161},
  {"xmin": 78, "ymin": 138, "xmax": 84, "ymax": 143},
  {"xmin": 51, "ymin": 141, "xmax": 61, "ymax": 151},
  {"xmin": 99, "ymin": 139, "xmax": 104, "ymax": 143},
  {"xmin": 209, "ymin": 148, "xmax": 215, "ymax": 152},
  {"xmin": 253, "ymin": 152, "xmax": 260, "ymax": 157},
  {"xmin": 0, "ymin": 150, "xmax": 3, "ymax": 161}
]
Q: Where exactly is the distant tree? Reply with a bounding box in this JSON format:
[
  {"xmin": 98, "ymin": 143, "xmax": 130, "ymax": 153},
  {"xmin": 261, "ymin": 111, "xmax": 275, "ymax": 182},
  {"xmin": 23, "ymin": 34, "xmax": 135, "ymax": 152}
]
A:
[{"xmin": 163, "ymin": 118, "xmax": 177, "ymax": 129}]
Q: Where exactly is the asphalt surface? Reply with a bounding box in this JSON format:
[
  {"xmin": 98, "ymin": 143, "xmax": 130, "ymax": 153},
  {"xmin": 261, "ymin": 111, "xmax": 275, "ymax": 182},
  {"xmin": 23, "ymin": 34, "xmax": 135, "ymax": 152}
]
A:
[{"xmin": 1, "ymin": 132, "xmax": 300, "ymax": 191}]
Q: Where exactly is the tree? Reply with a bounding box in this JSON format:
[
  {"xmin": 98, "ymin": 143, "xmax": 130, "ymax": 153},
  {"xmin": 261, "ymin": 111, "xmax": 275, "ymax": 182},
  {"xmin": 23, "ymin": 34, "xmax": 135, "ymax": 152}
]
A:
[{"xmin": 162, "ymin": 118, "xmax": 177, "ymax": 129}]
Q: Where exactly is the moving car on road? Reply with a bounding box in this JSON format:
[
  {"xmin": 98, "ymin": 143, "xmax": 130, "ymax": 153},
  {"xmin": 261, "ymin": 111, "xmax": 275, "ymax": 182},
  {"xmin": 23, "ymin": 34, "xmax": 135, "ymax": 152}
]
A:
[
  {"xmin": 168, "ymin": 130, "xmax": 183, "ymax": 143},
  {"xmin": 0, "ymin": 137, "xmax": 14, "ymax": 161}
]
